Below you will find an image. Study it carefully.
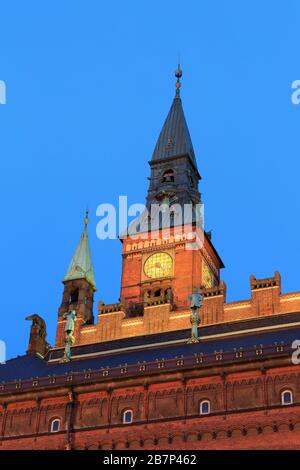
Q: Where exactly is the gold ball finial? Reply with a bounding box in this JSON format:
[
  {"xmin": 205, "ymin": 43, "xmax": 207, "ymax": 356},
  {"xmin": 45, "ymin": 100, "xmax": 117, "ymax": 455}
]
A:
[{"xmin": 175, "ymin": 65, "xmax": 183, "ymax": 79}]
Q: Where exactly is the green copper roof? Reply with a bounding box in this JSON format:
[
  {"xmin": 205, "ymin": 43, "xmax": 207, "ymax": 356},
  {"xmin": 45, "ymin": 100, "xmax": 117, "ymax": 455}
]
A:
[{"xmin": 64, "ymin": 217, "xmax": 96, "ymax": 290}]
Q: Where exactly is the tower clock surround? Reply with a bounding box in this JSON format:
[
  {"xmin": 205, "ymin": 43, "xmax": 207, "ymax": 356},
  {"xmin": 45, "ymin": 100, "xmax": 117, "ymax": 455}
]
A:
[{"xmin": 143, "ymin": 251, "xmax": 174, "ymax": 279}]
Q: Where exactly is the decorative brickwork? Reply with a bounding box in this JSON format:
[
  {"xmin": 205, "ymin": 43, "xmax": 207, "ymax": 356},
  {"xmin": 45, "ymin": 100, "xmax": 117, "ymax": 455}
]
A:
[
  {"xmin": 1, "ymin": 357, "xmax": 300, "ymax": 450},
  {"xmin": 52, "ymin": 272, "xmax": 300, "ymax": 347}
]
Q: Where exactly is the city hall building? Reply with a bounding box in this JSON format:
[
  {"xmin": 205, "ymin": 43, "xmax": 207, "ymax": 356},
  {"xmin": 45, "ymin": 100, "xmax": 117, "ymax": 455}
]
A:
[{"xmin": 1, "ymin": 70, "xmax": 300, "ymax": 450}]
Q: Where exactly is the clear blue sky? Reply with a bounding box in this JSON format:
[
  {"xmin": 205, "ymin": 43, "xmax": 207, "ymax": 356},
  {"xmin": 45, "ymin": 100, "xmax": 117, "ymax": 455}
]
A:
[{"xmin": 1, "ymin": 1, "xmax": 300, "ymax": 359}]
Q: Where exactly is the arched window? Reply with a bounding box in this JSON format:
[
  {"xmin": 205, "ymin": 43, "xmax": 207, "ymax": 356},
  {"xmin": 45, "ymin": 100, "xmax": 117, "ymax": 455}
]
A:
[
  {"xmin": 162, "ymin": 169, "xmax": 175, "ymax": 183},
  {"xmin": 200, "ymin": 400, "xmax": 211, "ymax": 415},
  {"xmin": 281, "ymin": 390, "xmax": 293, "ymax": 406},
  {"xmin": 69, "ymin": 288, "xmax": 79, "ymax": 304},
  {"xmin": 50, "ymin": 418, "xmax": 61, "ymax": 433},
  {"xmin": 123, "ymin": 409, "xmax": 133, "ymax": 424}
]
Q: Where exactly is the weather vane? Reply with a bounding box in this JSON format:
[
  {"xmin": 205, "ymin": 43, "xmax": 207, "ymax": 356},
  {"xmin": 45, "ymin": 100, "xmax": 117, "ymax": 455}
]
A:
[
  {"xmin": 84, "ymin": 208, "xmax": 89, "ymax": 227},
  {"xmin": 175, "ymin": 64, "xmax": 182, "ymax": 96}
]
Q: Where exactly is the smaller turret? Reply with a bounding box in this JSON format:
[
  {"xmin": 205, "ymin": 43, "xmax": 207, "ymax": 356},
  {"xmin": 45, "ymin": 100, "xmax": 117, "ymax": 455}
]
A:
[{"xmin": 55, "ymin": 211, "xmax": 97, "ymax": 348}]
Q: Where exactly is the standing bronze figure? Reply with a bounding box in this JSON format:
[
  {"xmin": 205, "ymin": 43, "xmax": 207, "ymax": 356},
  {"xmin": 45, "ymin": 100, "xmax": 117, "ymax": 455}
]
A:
[
  {"xmin": 187, "ymin": 290, "xmax": 203, "ymax": 344},
  {"xmin": 60, "ymin": 310, "xmax": 77, "ymax": 362}
]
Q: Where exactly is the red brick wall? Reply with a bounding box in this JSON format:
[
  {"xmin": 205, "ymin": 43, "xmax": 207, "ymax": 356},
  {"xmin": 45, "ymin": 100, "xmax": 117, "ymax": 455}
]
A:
[{"xmin": 1, "ymin": 364, "xmax": 300, "ymax": 450}]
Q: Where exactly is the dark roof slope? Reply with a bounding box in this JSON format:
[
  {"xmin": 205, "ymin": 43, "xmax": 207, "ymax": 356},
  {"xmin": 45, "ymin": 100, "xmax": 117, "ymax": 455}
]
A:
[
  {"xmin": 152, "ymin": 95, "xmax": 197, "ymax": 167},
  {"xmin": 0, "ymin": 323, "xmax": 298, "ymax": 383}
]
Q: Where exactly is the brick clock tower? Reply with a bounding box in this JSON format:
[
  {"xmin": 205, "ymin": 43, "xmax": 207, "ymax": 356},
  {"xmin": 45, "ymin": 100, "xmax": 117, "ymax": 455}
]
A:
[{"xmin": 120, "ymin": 67, "xmax": 224, "ymax": 312}]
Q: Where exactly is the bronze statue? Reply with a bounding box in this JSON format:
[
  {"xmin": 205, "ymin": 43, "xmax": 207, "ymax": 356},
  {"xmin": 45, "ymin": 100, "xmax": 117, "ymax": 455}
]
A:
[
  {"xmin": 60, "ymin": 310, "xmax": 77, "ymax": 362},
  {"xmin": 63, "ymin": 310, "xmax": 76, "ymax": 335},
  {"xmin": 187, "ymin": 289, "xmax": 203, "ymax": 344},
  {"xmin": 189, "ymin": 290, "xmax": 203, "ymax": 309}
]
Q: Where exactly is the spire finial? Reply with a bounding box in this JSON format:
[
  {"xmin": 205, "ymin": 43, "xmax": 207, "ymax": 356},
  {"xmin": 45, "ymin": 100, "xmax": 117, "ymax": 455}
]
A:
[
  {"xmin": 84, "ymin": 209, "xmax": 89, "ymax": 227},
  {"xmin": 175, "ymin": 64, "xmax": 182, "ymax": 97}
]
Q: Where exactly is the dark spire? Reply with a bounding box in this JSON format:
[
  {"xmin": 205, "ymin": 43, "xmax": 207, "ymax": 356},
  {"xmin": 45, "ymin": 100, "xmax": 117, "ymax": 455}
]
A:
[
  {"xmin": 151, "ymin": 66, "xmax": 198, "ymax": 169},
  {"xmin": 147, "ymin": 67, "xmax": 201, "ymax": 211}
]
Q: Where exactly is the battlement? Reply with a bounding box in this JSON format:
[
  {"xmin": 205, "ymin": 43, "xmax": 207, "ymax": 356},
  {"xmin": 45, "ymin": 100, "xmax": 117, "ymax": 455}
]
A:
[
  {"xmin": 50, "ymin": 271, "xmax": 300, "ymax": 348},
  {"xmin": 98, "ymin": 301, "xmax": 126, "ymax": 315},
  {"xmin": 201, "ymin": 281, "xmax": 227, "ymax": 298},
  {"xmin": 250, "ymin": 271, "xmax": 281, "ymax": 290}
]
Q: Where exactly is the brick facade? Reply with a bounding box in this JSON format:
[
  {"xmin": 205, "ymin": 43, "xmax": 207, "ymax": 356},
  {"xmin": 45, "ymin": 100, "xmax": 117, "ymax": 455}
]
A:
[{"xmin": 1, "ymin": 360, "xmax": 300, "ymax": 450}]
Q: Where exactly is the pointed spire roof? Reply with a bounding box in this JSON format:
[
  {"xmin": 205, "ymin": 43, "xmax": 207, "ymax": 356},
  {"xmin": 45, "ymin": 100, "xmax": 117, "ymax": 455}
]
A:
[
  {"xmin": 63, "ymin": 211, "xmax": 97, "ymax": 291},
  {"xmin": 151, "ymin": 66, "xmax": 197, "ymax": 168}
]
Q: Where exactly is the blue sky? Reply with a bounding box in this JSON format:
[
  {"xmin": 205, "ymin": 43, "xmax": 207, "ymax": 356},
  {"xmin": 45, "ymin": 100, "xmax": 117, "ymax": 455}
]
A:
[{"xmin": 1, "ymin": 1, "xmax": 300, "ymax": 359}]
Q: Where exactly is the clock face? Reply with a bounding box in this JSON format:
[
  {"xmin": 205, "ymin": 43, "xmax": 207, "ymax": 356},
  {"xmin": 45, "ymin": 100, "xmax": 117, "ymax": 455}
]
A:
[
  {"xmin": 202, "ymin": 260, "xmax": 213, "ymax": 289},
  {"xmin": 144, "ymin": 252, "xmax": 173, "ymax": 279}
]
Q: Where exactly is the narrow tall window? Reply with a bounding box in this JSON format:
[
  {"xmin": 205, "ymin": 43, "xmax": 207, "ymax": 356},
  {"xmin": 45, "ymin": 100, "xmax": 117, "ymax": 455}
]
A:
[
  {"xmin": 69, "ymin": 288, "xmax": 79, "ymax": 304},
  {"xmin": 123, "ymin": 409, "xmax": 133, "ymax": 424},
  {"xmin": 50, "ymin": 418, "xmax": 61, "ymax": 433},
  {"xmin": 200, "ymin": 400, "xmax": 210, "ymax": 415},
  {"xmin": 281, "ymin": 390, "xmax": 293, "ymax": 406}
]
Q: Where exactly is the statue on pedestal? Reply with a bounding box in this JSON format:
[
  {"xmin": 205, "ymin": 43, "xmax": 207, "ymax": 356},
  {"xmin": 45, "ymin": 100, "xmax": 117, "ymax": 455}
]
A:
[{"xmin": 187, "ymin": 289, "xmax": 203, "ymax": 344}]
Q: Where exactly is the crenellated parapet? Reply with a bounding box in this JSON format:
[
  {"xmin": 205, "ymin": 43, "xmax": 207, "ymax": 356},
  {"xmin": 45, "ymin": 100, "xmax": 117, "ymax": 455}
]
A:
[
  {"xmin": 143, "ymin": 287, "xmax": 174, "ymax": 307},
  {"xmin": 250, "ymin": 272, "xmax": 281, "ymax": 317},
  {"xmin": 250, "ymin": 271, "xmax": 281, "ymax": 290},
  {"xmin": 201, "ymin": 281, "xmax": 227, "ymax": 299},
  {"xmin": 98, "ymin": 301, "xmax": 126, "ymax": 315},
  {"xmin": 200, "ymin": 281, "xmax": 227, "ymax": 325},
  {"xmin": 50, "ymin": 272, "xmax": 300, "ymax": 347}
]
